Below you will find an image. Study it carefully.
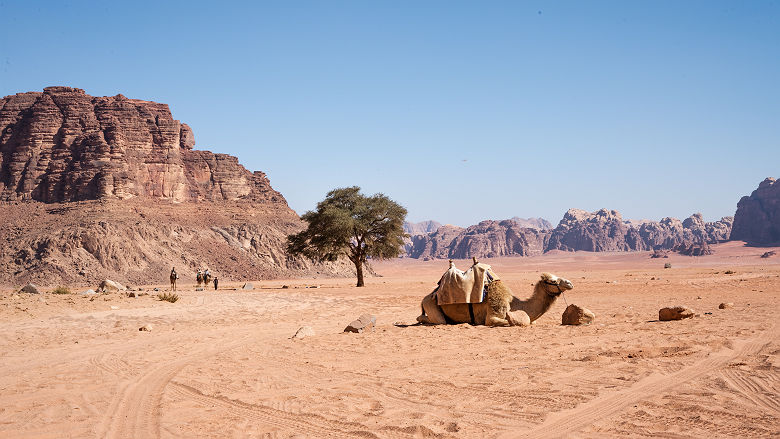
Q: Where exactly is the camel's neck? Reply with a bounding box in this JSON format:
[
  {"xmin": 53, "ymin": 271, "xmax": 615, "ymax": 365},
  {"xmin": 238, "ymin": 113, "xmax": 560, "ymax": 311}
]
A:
[{"xmin": 509, "ymin": 282, "xmax": 558, "ymax": 322}]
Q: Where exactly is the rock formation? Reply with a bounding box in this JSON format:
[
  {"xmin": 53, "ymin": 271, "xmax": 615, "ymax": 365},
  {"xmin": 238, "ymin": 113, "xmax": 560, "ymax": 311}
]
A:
[
  {"xmin": 0, "ymin": 87, "xmax": 351, "ymax": 285},
  {"xmin": 403, "ymin": 220, "xmax": 442, "ymax": 236},
  {"xmin": 0, "ymin": 87, "xmax": 283, "ymax": 203},
  {"xmin": 405, "ymin": 208, "xmax": 734, "ymax": 259},
  {"xmin": 730, "ymin": 177, "xmax": 780, "ymax": 245},
  {"xmin": 509, "ymin": 217, "xmax": 553, "ymax": 230}
]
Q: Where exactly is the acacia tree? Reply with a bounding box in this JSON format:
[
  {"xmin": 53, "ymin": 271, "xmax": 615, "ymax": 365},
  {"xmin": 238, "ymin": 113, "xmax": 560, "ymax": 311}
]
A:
[{"xmin": 287, "ymin": 186, "xmax": 407, "ymax": 287}]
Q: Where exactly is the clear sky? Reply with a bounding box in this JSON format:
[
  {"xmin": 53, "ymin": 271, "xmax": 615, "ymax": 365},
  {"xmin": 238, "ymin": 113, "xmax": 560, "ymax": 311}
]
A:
[{"xmin": 1, "ymin": 1, "xmax": 778, "ymax": 227}]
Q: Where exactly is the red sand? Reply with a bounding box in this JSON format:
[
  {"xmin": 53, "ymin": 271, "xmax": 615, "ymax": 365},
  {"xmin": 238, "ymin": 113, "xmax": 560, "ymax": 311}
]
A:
[{"xmin": 0, "ymin": 241, "xmax": 778, "ymax": 438}]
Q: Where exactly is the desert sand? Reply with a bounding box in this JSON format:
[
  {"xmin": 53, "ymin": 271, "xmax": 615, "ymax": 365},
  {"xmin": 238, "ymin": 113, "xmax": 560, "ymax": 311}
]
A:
[{"xmin": 0, "ymin": 241, "xmax": 778, "ymax": 438}]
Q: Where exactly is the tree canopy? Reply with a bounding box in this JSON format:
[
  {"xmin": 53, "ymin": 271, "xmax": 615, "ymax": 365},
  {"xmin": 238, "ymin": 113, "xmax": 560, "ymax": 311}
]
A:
[{"xmin": 287, "ymin": 186, "xmax": 407, "ymax": 287}]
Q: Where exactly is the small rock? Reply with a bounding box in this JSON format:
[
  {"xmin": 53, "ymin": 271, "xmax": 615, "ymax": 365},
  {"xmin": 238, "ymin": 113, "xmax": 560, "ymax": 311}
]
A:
[
  {"xmin": 291, "ymin": 326, "xmax": 315, "ymax": 339},
  {"xmin": 80, "ymin": 289, "xmax": 96, "ymax": 295},
  {"xmin": 153, "ymin": 288, "xmax": 159, "ymax": 292},
  {"xmin": 19, "ymin": 283, "xmax": 40, "ymax": 294},
  {"xmin": 718, "ymin": 302, "xmax": 734, "ymax": 309},
  {"xmin": 664, "ymin": 263, "xmax": 672, "ymax": 269},
  {"xmin": 242, "ymin": 283, "xmax": 254, "ymax": 290},
  {"xmin": 195, "ymin": 287, "xmax": 204, "ymax": 291},
  {"xmin": 760, "ymin": 250, "xmax": 776, "ymax": 258},
  {"xmin": 659, "ymin": 306, "xmax": 694, "ymax": 321},
  {"xmin": 110, "ymin": 305, "xmax": 119, "ymax": 310},
  {"xmin": 344, "ymin": 314, "xmax": 377, "ymax": 333},
  {"xmin": 139, "ymin": 324, "xmax": 153, "ymax": 332},
  {"xmin": 98, "ymin": 279, "xmax": 124, "ymax": 293},
  {"xmin": 562, "ymin": 304, "xmax": 595, "ymax": 325},
  {"xmin": 127, "ymin": 292, "xmax": 136, "ymax": 298},
  {"xmin": 281, "ymin": 285, "xmax": 289, "ymax": 289}
]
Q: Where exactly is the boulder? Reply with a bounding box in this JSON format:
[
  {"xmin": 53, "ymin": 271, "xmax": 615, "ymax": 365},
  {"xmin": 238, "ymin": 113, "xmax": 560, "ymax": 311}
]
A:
[
  {"xmin": 561, "ymin": 304, "xmax": 595, "ymax": 325},
  {"xmin": 242, "ymin": 283, "xmax": 254, "ymax": 290},
  {"xmin": 98, "ymin": 279, "xmax": 124, "ymax": 293},
  {"xmin": 344, "ymin": 314, "xmax": 377, "ymax": 333},
  {"xmin": 19, "ymin": 283, "xmax": 40, "ymax": 294},
  {"xmin": 291, "ymin": 326, "xmax": 315, "ymax": 339},
  {"xmin": 718, "ymin": 302, "xmax": 734, "ymax": 309},
  {"xmin": 659, "ymin": 306, "xmax": 694, "ymax": 321},
  {"xmin": 79, "ymin": 289, "xmax": 96, "ymax": 295},
  {"xmin": 139, "ymin": 324, "xmax": 153, "ymax": 332}
]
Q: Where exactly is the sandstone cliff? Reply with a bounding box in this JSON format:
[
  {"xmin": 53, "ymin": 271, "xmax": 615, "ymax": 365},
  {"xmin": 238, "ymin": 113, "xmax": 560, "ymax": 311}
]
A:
[
  {"xmin": 0, "ymin": 87, "xmax": 349, "ymax": 285},
  {"xmin": 730, "ymin": 177, "xmax": 780, "ymax": 245},
  {"xmin": 0, "ymin": 87, "xmax": 283, "ymax": 203}
]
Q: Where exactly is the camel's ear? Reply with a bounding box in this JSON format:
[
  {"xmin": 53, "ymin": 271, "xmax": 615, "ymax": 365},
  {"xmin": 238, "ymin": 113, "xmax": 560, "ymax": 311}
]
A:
[{"xmin": 540, "ymin": 272, "xmax": 553, "ymax": 282}]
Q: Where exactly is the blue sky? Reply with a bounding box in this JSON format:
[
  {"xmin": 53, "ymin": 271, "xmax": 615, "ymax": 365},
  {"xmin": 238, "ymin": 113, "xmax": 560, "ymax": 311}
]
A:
[{"xmin": 1, "ymin": 1, "xmax": 778, "ymax": 226}]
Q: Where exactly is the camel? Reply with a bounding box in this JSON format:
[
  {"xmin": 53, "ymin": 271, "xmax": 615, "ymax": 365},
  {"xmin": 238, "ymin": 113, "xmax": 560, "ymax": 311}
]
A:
[
  {"xmin": 170, "ymin": 267, "xmax": 178, "ymax": 291},
  {"xmin": 203, "ymin": 272, "xmax": 212, "ymax": 288},
  {"xmin": 196, "ymin": 270, "xmax": 203, "ymax": 287},
  {"xmin": 417, "ymin": 272, "xmax": 573, "ymax": 326}
]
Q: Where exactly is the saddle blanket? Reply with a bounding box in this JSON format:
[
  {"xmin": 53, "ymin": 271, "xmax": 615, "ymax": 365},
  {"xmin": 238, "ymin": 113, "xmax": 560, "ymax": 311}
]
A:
[{"xmin": 436, "ymin": 262, "xmax": 499, "ymax": 305}]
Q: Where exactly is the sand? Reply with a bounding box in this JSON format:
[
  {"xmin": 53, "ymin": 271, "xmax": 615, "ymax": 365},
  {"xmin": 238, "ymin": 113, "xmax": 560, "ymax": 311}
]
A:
[{"xmin": 0, "ymin": 241, "xmax": 778, "ymax": 438}]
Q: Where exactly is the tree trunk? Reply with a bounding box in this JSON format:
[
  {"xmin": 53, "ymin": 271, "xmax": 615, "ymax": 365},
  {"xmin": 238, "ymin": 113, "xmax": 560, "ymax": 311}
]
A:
[{"xmin": 355, "ymin": 259, "xmax": 364, "ymax": 287}]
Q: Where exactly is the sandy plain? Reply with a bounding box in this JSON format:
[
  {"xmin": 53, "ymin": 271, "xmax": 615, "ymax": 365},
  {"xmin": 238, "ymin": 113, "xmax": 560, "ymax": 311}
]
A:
[{"xmin": 0, "ymin": 241, "xmax": 778, "ymax": 438}]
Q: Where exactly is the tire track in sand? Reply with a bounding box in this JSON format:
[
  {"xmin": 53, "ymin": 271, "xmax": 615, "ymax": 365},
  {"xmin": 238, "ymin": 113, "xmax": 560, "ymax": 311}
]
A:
[
  {"xmin": 497, "ymin": 326, "xmax": 776, "ymax": 439},
  {"xmin": 167, "ymin": 382, "xmax": 379, "ymax": 439},
  {"xmin": 95, "ymin": 337, "xmax": 249, "ymax": 439},
  {"xmin": 720, "ymin": 367, "xmax": 780, "ymax": 414}
]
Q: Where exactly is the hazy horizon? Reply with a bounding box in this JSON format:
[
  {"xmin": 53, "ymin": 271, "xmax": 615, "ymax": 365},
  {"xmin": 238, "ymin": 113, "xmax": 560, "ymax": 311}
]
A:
[{"xmin": 1, "ymin": 1, "xmax": 777, "ymax": 226}]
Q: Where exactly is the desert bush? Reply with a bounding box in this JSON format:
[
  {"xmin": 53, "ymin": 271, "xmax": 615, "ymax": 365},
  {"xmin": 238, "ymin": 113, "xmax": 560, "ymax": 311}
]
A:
[
  {"xmin": 158, "ymin": 292, "xmax": 179, "ymax": 303},
  {"xmin": 52, "ymin": 286, "xmax": 71, "ymax": 294}
]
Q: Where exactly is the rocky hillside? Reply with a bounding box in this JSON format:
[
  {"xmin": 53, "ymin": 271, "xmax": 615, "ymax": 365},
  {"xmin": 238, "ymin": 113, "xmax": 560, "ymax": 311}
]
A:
[
  {"xmin": 407, "ymin": 209, "xmax": 734, "ymax": 259},
  {"xmin": 403, "ymin": 220, "xmax": 442, "ymax": 236},
  {"xmin": 509, "ymin": 217, "xmax": 553, "ymax": 230},
  {"xmin": 0, "ymin": 87, "xmax": 349, "ymax": 286},
  {"xmin": 731, "ymin": 177, "xmax": 779, "ymax": 245}
]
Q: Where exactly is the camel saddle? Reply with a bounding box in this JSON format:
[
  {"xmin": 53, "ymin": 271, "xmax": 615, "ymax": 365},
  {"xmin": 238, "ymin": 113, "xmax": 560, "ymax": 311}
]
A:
[{"xmin": 435, "ymin": 261, "xmax": 499, "ymax": 305}]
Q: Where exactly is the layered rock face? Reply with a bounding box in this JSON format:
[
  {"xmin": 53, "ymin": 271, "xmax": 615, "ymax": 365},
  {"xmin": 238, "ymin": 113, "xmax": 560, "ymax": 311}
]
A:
[
  {"xmin": 0, "ymin": 87, "xmax": 283, "ymax": 203},
  {"xmin": 731, "ymin": 178, "xmax": 780, "ymax": 245},
  {"xmin": 403, "ymin": 220, "xmax": 442, "ymax": 236},
  {"xmin": 405, "ymin": 209, "xmax": 734, "ymax": 259},
  {"xmin": 509, "ymin": 217, "xmax": 553, "ymax": 230},
  {"xmin": 0, "ymin": 87, "xmax": 349, "ymax": 285}
]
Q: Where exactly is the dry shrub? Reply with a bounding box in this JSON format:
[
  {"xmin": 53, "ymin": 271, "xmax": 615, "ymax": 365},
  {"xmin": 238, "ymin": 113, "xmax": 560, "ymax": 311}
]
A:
[
  {"xmin": 52, "ymin": 286, "xmax": 71, "ymax": 294},
  {"xmin": 158, "ymin": 292, "xmax": 179, "ymax": 303}
]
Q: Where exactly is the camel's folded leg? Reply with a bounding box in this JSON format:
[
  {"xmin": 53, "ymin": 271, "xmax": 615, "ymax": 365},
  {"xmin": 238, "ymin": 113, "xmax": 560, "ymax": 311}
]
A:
[
  {"xmin": 417, "ymin": 291, "xmax": 447, "ymax": 325},
  {"xmin": 485, "ymin": 315, "xmax": 512, "ymax": 327},
  {"xmin": 507, "ymin": 310, "xmax": 531, "ymax": 327}
]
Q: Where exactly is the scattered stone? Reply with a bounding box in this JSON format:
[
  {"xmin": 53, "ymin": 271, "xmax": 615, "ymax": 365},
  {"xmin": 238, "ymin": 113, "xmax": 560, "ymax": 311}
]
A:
[
  {"xmin": 724, "ymin": 270, "xmax": 736, "ymax": 275},
  {"xmin": 659, "ymin": 306, "xmax": 694, "ymax": 321},
  {"xmin": 760, "ymin": 250, "xmax": 777, "ymax": 258},
  {"xmin": 562, "ymin": 304, "xmax": 595, "ymax": 325},
  {"xmin": 664, "ymin": 263, "xmax": 672, "ymax": 269},
  {"xmin": 127, "ymin": 292, "xmax": 136, "ymax": 298},
  {"xmin": 110, "ymin": 305, "xmax": 119, "ymax": 310},
  {"xmin": 344, "ymin": 314, "xmax": 377, "ymax": 333},
  {"xmin": 139, "ymin": 324, "xmax": 153, "ymax": 332},
  {"xmin": 98, "ymin": 279, "xmax": 124, "ymax": 293},
  {"xmin": 291, "ymin": 326, "xmax": 315, "ymax": 339},
  {"xmin": 195, "ymin": 287, "xmax": 204, "ymax": 291},
  {"xmin": 153, "ymin": 288, "xmax": 160, "ymax": 291},
  {"xmin": 650, "ymin": 249, "xmax": 670, "ymax": 259},
  {"xmin": 242, "ymin": 283, "xmax": 254, "ymax": 290},
  {"xmin": 19, "ymin": 283, "xmax": 40, "ymax": 294},
  {"xmin": 718, "ymin": 302, "xmax": 734, "ymax": 309},
  {"xmin": 282, "ymin": 285, "xmax": 289, "ymax": 289}
]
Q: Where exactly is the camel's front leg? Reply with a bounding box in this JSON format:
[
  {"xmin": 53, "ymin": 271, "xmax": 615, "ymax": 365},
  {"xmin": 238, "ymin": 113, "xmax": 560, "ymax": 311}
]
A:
[
  {"xmin": 417, "ymin": 291, "xmax": 448, "ymax": 325},
  {"xmin": 506, "ymin": 310, "xmax": 531, "ymax": 327}
]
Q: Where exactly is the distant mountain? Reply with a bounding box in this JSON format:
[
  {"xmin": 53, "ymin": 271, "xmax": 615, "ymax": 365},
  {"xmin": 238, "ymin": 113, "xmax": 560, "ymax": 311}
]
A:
[
  {"xmin": 405, "ymin": 209, "xmax": 734, "ymax": 259},
  {"xmin": 509, "ymin": 217, "xmax": 553, "ymax": 230},
  {"xmin": 403, "ymin": 220, "xmax": 442, "ymax": 236}
]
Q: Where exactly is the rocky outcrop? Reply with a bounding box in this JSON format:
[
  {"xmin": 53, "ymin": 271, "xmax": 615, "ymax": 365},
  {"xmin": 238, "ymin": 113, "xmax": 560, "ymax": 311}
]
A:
[
  {"xmin": 447, "ymin": 220, "xmax": 548, "ymax": 258},
  {"xmin": 405, "ymin": 208, "xmax": 734, "ymax": 259},
  {"xmin": 546, "ymin": 209, "xmax": 643, "ymax": 252},
  {"xmin": 731, "ymin": 178, "xmax": 780, "ymax": 245},
  {"xmin": 0, "ymin": 87, "xmax": 284, "ymax": 204},
  {"xmin": 0, "ymin": 87, "xmax": 353, "ymax": 285}
]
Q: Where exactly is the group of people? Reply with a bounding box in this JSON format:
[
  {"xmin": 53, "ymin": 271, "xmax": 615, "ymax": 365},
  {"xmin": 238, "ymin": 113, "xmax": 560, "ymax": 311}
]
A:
[{"xmin": 169, "ymin": 267, "xmax": 219, "ymax": 291}]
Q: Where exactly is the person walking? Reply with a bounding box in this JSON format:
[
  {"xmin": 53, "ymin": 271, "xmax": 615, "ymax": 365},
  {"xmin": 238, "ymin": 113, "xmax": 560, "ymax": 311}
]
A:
[{"xmin": 213, "ymin": 277, "xmax": 219, "ymax": 291}]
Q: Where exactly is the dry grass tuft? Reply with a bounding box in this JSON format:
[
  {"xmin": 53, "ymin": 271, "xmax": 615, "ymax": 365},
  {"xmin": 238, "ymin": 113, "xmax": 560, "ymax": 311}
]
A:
[
  {"xmin": 158, "ymin": 292, "xmax": 179, "ymax": 303},
  {"xmin": 52, "ymin": 286, "xmax": 71, "ymax": 295}
]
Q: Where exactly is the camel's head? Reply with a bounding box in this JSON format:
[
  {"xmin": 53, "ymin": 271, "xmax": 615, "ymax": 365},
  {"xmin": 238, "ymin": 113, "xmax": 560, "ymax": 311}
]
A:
[{"xmin": 539, "ymin": 273, "xmax": 574, "ymax": 297}]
